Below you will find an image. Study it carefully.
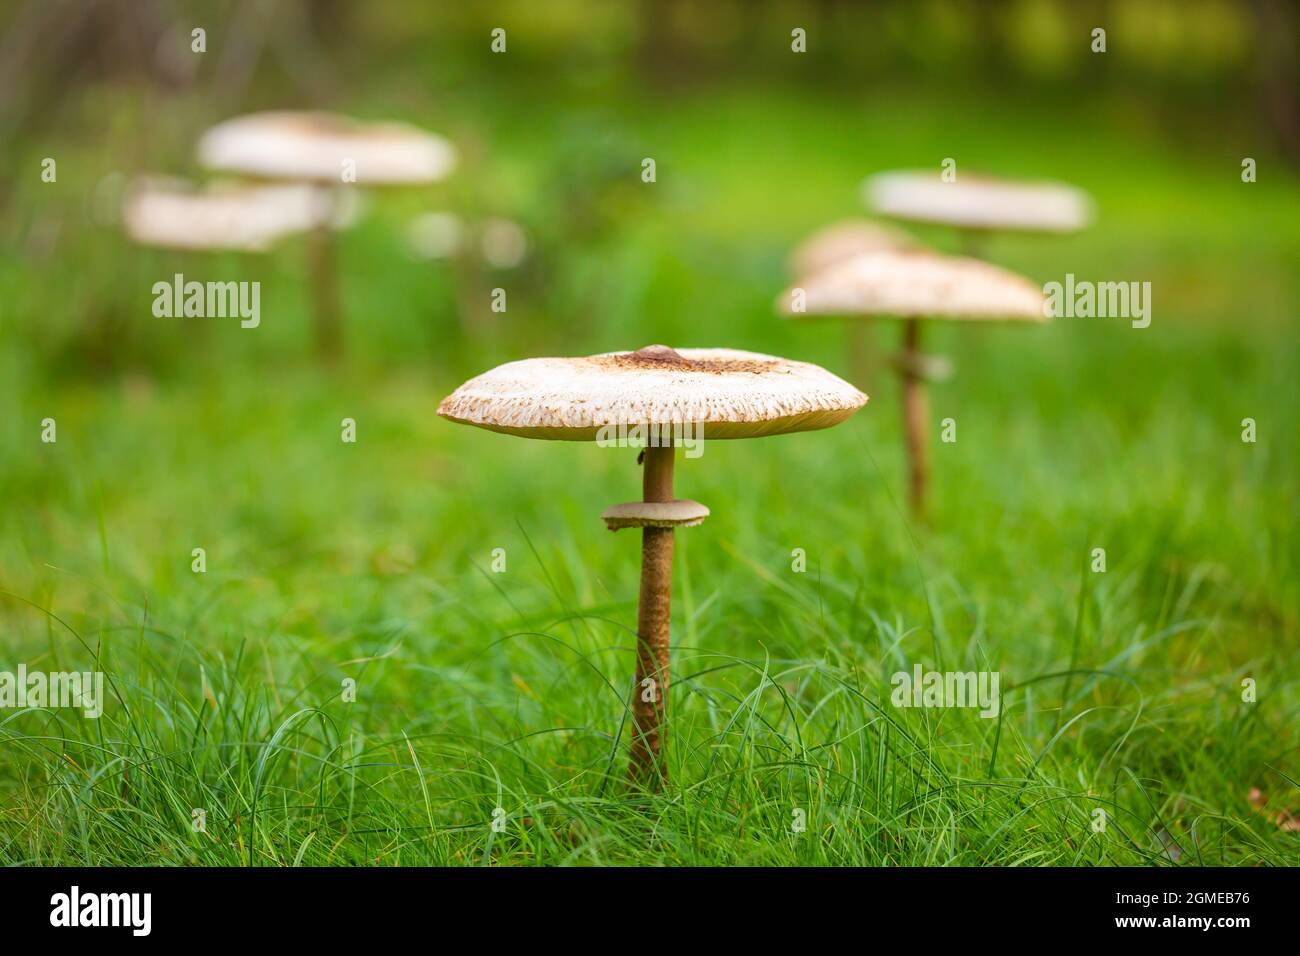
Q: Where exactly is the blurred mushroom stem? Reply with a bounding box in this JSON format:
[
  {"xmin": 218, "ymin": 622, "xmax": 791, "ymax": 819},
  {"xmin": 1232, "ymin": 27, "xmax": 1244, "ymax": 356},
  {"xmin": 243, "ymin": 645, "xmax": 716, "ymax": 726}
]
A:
[
  {"xmin": 627, "ymin": 444, "xmax": 675, "ymax": 788},
  {"xmin": 846, "ymin": 320, "xmax": 875, "ymax": 385},
  {"xmin": 306, "ymin": 189, "xmax": 343, "ymax": 360},
  {"xmin": 959, "ymin": 229, "xmax": 987, "ymax": 260},
  {"xmin": 900, "ymin": 318, "xmax": 930, "ymax": 521}
]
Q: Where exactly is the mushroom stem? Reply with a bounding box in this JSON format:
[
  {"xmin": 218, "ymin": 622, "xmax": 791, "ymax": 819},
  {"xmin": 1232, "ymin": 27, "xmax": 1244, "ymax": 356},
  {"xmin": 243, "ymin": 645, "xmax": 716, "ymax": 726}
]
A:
[
  {"xmin": 306, "ymin": 190, "xmax": 343, "ymax": 360},
  {"xmin": 846, "ymin": 320, "xmax": 875, "ymax": 385},
  {"xmin": 900, "ymin": 318, "xmax": 930, "ymax": 521},
  {"xmin": 959, "ymin": 228, "xmax": 989, "ymax": 260},
  {"xmin": 627, "ymin": 444, "xmax": 675, "ymax": 788}
]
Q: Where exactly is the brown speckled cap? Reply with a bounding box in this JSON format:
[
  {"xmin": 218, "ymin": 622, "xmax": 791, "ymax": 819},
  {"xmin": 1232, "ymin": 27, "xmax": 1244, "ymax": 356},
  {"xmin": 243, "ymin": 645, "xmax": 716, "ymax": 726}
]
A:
[
  {"xmin": 197, "ymin": 111, "xmax": 456, "ymax": 185},
  {"xmin": 437, "ymin": 345, "xmax": 868, "ymax": 440},
  {"xmin": 779, "ymin": 249, "xmax": 1047, "ymax": 322}
]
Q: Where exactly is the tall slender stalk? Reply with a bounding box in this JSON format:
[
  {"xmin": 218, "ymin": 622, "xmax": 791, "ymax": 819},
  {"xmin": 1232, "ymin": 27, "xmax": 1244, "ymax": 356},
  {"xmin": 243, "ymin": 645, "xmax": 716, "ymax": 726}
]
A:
[
  {"xmin": 900, "ymin": 318, "xmax": 930, "ymax": 521},
  {"xmin": 627, "ymin": 445, "xmax": 675, "ymax": 788},
  {"xmin": 306, "ymin": 188, "xmax": 343, "ymax": 360}
]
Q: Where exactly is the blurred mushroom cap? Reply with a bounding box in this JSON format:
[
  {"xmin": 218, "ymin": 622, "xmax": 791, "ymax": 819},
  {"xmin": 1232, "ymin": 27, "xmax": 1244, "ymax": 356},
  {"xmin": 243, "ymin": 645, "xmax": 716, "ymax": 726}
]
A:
[
  {"xmin": 779, "ymin": 249, "xmax": 1047, "ymax": 322},
  {"xmin": 864, "ymin": 170, "xmax": 1093, "ymax": 233},
  {"xmin": 122, "ymin": 177, "xmax": 338, "ymax": 252},
  {"xmin": 479, "ymin": 218, "xmax": 528, "ymax": 269},
  {"xmin": 197, "ymin": 111, "xmax": 456, "ymax": 185},
  {"xmin": 437, "ymin": 345, "xmax": 867, "ymax": 441},
  {"xmin": 790, "ymin": 218, "xmax": 922, "ymax": 279},
  {"xmin": 406, "ymin": 211, "xmax": 466, "ymax": 259}
]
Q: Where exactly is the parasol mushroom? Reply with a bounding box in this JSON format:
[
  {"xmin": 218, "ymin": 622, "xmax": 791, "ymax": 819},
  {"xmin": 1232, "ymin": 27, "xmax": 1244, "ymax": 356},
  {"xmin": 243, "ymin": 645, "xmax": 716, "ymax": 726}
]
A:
[
  {"xmin": 197, "ymin": 110, "xmax": 456, "ymax": 357},
  {"xmin": 789, "ymin": 218, "xmax": 922, "ymax": 280},
  {"xmin": 778, "ymin": 249, "xmax": 1047, "ymax": 520},
  {"xmin": 789, "ymin": 218, "xmax": 925, "ymax": 382},
  {"xmin": 863, "ymin": 170, "xmax": 1093, "ymax": 257},
  {"xmin": 122, "ymin": 176, "xmax": 351, "ymax": 348},
  {"xmin": 437, "ymin": 345, "xmax": 867, "ymax": 788},
  {"xmin": 122, "ymin": 176, "xmax": 338, "ymax": 252}
]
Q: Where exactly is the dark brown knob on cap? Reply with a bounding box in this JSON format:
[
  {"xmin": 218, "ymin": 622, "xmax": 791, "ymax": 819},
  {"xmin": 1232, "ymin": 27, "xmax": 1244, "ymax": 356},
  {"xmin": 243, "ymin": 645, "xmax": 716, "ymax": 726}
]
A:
[{"xmin": 632, "ymin": 344, "xmax": 686, "ymax": 364}]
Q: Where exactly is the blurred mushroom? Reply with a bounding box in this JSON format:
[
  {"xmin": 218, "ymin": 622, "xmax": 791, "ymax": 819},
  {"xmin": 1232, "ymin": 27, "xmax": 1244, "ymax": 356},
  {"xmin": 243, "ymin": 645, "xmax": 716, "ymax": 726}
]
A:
[
  {"xmin": 789, "ymin": 218, "xmax": 922, "ymax": 280},
  {"xmin": 197, "ymin": 110, "xmax": 456, "ymax": 358},
  {"xmin": 438, "ymin": 345, "xmax": 867, "ymax": 788},
  {"xmin": 789, "ymin": 218, "xmax": 924, "ymax": 382},
  {"xmin": 198, "ymin": 110, "xmax": 455, "ymax": 184},
  {"xmin": 405, "ymin": 211, "xmax": 466, "ymax": 260},
  {"xmin": 122, "ymin": 176, "xmax": 335, "ymax": 252},
  {"xmin": 863, "ymin": 170, "xmax": 1093, "ymax": 256},
  {"xmin": 779, "ymin": 249, "xmax": 1046, "ymax": 520},
  {"xmin": 120, "ymin": 176, "xmax": 335, "ymax": 358},
  {"xmin": 479, "ymin": 217, "xmax": 528, "ymax": 270}
]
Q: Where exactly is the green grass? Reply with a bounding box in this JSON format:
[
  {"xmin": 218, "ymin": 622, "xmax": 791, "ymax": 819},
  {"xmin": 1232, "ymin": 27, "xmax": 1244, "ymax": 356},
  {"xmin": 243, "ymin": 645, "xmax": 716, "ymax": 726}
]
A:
[{"xmin": 1, "ymin": 77, "xmax": 1297, "ymax": 866}]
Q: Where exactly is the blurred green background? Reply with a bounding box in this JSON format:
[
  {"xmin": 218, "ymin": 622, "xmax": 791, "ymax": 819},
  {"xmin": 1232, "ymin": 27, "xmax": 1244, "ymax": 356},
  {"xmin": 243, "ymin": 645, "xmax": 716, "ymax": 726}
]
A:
[{"xmin": 0, "ymin": 0, "xmax": 1296, "ymax": 865}]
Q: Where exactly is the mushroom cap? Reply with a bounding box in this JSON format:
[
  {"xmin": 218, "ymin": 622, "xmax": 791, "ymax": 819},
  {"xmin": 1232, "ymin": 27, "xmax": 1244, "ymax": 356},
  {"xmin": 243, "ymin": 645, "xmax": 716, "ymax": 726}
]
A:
[
  {"xmin": 789, "ymin": 218, "xmax": 922, "ymax": 279},
  {"xmin": 437, "ymin": 345, "xmax": 868, "ymax": 441},
  {"xmin": 864, "ymin": 170, "xmax": 1093, "ymax": 233},
  {"xmin": 197, "ymin": 111, "xmax": 456, "ymax": 185},
  {"xmin": 778, "ymin": 249, "xmax": 1047, "ymax": 322},
  {"xmin": 122, "ymin": 176, "xmax": 336, "ymax": 252}
]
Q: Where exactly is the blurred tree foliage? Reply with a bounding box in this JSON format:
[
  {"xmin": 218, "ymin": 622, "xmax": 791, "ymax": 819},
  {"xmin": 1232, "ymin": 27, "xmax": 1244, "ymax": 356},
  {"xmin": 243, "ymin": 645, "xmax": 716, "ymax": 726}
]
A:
[
  {"xmin": 0, "ymin": 0, "xmax": 1294, "ymax": 379},
  {"xmin": 0, "ymin": 0, "xmax": 1294, "ymax": 159}
]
